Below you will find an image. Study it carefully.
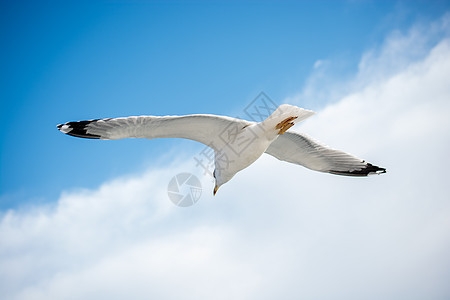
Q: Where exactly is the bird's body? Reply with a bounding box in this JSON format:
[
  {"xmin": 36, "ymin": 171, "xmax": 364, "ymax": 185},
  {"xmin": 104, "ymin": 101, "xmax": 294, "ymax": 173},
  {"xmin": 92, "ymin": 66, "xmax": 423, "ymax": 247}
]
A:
[{"xmin": 57, "ymin": 104, "xmax": 386, "ymax": 194}]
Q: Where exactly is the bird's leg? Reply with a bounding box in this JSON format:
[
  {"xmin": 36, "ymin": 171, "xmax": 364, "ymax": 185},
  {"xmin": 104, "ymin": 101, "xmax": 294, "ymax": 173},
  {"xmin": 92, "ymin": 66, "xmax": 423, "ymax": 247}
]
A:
[
  {"xmin": 275, "ymin": 116, "xmax": 297, "ymax": 129},
  {"xmin": 278, "ymin": 122, "xmax": 294, "ymax": 135},
  {"xmin": 276, "ymin": 116, "xmax": 297, "ymax": 135}
]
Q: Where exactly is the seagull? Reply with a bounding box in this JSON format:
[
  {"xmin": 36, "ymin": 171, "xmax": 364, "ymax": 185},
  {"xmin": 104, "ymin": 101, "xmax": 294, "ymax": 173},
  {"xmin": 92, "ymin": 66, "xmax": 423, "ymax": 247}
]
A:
[{"xmin": 57, "ymin": 104, "xmax": 386, "ymax": 195}]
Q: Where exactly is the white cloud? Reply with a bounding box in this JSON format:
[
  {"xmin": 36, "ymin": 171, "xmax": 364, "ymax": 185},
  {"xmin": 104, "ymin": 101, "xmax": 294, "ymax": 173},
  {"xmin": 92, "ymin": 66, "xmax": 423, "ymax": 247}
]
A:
[
  {"xmin": 2, "ymin": 15, "xmax": 450, "ymax": 300},
  {"xmin": 313, "ymin": 59, "xmax": 326, "ymax": 69},
  {"xmin": 288, "ymin": 12, "xmax": 450, "ymax": 110}
]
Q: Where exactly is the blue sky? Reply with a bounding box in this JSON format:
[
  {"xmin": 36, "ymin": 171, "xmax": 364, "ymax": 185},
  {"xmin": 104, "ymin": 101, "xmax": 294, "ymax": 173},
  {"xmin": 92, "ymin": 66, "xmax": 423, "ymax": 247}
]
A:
[
  {"xmin": 2, "ymin": 1, "xmax": 450, "ymax": 299},
  {"xmin": 1, "ymin": 0, "xmax": 448, "ymax": 208}
]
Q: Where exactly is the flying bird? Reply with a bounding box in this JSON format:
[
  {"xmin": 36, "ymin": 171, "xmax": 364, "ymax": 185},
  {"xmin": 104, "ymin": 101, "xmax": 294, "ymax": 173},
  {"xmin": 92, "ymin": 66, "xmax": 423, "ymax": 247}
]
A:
[{"xmin": 57, "ymin": 104, "xmax": 386, "ymax": 195}]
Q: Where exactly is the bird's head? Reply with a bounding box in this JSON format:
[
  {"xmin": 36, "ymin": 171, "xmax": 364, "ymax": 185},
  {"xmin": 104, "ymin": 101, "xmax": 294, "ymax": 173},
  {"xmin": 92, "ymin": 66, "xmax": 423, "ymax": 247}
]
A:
[{"xmin": 212, "ymin": 168, "xmax": 234, "ymax": 196}]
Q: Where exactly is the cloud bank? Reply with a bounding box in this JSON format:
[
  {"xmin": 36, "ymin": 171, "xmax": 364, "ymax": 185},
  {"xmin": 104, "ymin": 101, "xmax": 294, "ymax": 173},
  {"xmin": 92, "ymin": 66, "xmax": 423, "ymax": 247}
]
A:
[{"xmin": 2, "ymin": 15, "xmax": 450, "ymax": 300}]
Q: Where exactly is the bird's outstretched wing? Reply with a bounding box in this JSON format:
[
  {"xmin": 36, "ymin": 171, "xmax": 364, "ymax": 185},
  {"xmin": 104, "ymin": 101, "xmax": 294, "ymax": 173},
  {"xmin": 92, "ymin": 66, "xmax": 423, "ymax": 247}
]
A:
[
  {"xmin": 57, "ymin": 115, "xmax": 251, "ymax": 149},
  {"xmin": 265, "ymin": 131, "xmax": 386, "ymax": 176}
]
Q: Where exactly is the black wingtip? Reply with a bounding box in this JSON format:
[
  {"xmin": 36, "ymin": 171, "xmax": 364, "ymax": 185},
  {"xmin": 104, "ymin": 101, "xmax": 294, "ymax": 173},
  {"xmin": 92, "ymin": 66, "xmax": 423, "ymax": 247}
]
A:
[
  {"xmin": 329, "ymin": 162, "xmax": 387, "ymax": 177},
  {"xmin": 57, "ymin": 119, "xmax": 102, "ymax": 139}
]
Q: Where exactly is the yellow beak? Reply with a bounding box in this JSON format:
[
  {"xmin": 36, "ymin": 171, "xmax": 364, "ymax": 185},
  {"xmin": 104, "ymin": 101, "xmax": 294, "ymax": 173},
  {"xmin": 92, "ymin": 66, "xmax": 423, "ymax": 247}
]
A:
[{"xmin": 213, "ymin": 185, "xmax": 219, "ymax": 196}]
